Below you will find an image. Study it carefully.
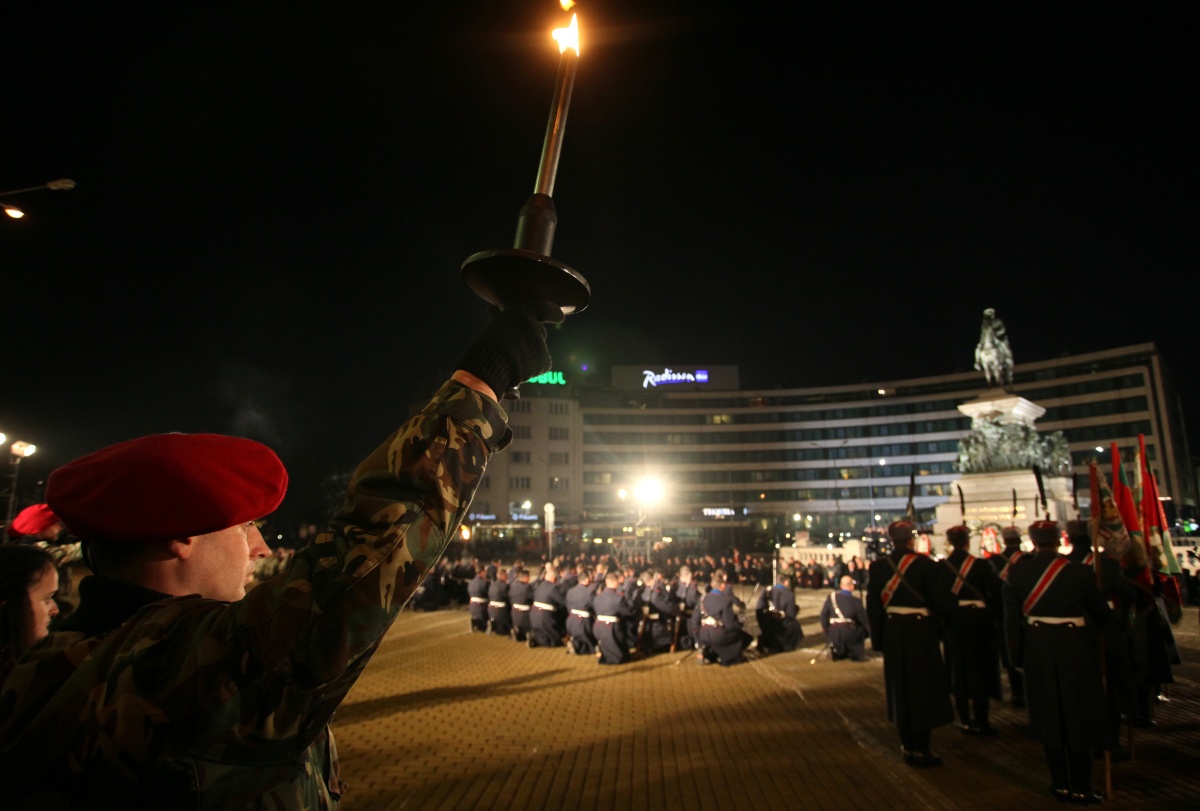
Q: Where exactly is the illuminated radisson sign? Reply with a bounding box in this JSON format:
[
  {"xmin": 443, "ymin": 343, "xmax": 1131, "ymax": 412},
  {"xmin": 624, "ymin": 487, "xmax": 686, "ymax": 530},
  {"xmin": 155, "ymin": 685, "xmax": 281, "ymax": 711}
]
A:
[{"xmin": 642, "ymin": 368, "xmax": 708, "ymax": 388}]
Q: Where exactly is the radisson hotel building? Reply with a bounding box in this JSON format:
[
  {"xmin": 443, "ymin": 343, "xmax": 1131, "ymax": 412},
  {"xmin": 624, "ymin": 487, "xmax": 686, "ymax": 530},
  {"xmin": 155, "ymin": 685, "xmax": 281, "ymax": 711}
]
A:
[{"xmin": 464, "ymin": 344, "xmax": 1195, "ymax": 553}]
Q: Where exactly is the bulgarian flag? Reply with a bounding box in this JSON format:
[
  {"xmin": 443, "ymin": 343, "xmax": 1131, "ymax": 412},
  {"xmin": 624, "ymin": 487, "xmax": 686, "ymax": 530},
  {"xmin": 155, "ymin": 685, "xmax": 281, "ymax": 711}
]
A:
[
  {"xmin": 1111, "ymin": 442, "xmax": 1141, "ymax": 551},
  {"xmin": 1138, "ymin": 436, "xmax": 1183, "ymax": 575},
  {"xmin": 1089, "ymin": 461, "xmax": 1131, "ymax": 563}
]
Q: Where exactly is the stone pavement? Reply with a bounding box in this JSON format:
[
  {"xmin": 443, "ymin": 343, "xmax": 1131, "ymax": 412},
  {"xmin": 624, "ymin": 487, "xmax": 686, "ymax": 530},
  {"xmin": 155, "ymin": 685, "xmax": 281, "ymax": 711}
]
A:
[{"xmin": 333, "ymin": 587, "xmax": 1200, "ymax": 810}]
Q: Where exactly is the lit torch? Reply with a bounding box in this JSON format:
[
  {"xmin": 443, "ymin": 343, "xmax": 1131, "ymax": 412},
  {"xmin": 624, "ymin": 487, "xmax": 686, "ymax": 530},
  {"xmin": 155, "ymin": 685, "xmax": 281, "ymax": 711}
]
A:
[{"xmin": 461, "ymin": 5, "xmax": 591, "ymax": 315}]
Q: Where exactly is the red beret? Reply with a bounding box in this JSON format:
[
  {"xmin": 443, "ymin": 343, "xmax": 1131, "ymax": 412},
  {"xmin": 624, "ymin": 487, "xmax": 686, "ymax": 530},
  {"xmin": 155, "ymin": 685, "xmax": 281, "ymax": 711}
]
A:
[
  {"xmin": 9, "ymin": 504, "xmax": 60, "ymax": 537},
  {"xmin": 47, "ymin": 433, "xmax": 287, "ymax": 543}
]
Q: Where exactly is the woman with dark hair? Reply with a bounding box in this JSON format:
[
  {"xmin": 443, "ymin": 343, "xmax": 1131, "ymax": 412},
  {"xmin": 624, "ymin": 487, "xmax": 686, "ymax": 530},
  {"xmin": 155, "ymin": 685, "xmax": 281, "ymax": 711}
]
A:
[{"xmin": 0, "ymin": 544, "xmax": 59, "ymax": 684}]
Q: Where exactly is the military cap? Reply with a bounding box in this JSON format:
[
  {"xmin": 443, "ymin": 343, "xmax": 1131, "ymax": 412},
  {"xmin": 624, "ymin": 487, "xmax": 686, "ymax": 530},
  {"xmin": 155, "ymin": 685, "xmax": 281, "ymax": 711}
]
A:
[
  {"xmin": 945, "ymin": 525, "xmax": 971, "ymax": 545},
  {"xmin": 47, "ymin": 433, "xmax": 287, "ymax": 543},
  {"xmin": 1065, "ymin": 519, "xmax": 1090, "ymax": 542},
  {"xmin": 887, "ymin": 521, "xmax": 916, "ymax": 543},
  {"xmin": 1000, "ymin": 527, "xmax": 1022, "ymax": 545},
  {"xmin": 9, "ymin": 504, "xmax": 60, "ymax": 537},
  {"xmin": 1027, "ymin": 520, "xmax": 1061, "ymax": 547}
]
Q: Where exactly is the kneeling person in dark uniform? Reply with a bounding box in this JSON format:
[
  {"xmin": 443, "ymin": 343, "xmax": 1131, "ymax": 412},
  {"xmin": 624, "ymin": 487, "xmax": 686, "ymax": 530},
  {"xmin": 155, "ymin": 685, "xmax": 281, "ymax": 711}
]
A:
[
  {"xmin": 697, "ymin": 571, "xmax": 753, "ymax": 666},
  {"xmin": 487, "ymin": 569, "xmax": 512, "ymax": 636},
  {"xmin": 508, "ymin": 570, "xmax": 534, "ymax": 642},
  {"xmin": 565, "ymin": 571, "xmax": 597, "ymax": 654},
  {"xmin": 467, "ymin": 567, "xmax": 490, "ymax": 632},
  {"xmin": 820, "ymin": 575, "xmax": 869, "ymax": 661},
  {"xmin": 593, "ymin": 573, "xmax": 632, "ymax": 664},
  {"xmin": 529, "ymin": 565, "xmax": 567, "ymax": 648},
  {"xmin": 756, "ymin": 574, "xmax": 803, "ymax": 653}
]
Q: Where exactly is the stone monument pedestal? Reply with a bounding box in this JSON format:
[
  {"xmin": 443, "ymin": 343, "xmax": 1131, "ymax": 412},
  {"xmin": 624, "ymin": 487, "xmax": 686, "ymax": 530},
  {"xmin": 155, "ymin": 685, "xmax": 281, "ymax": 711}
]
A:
[{"xmin": 931, "ymin": 388, "xmax": 1074, "ymax": 555}]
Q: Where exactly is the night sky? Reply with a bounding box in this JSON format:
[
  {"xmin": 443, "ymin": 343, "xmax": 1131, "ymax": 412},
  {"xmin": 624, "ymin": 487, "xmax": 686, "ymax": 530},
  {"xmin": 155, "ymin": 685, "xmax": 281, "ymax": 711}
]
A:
[{"xmin": 3, "ymin": 2, "xmax": 1195, "ymax": 520}]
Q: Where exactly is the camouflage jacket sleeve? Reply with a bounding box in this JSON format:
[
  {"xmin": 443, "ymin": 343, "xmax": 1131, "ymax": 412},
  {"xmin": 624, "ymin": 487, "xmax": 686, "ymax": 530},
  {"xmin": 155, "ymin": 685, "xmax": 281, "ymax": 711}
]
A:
[{"xmin": 0, "ymin": 380, "xmax": 508, "ymax": 784}]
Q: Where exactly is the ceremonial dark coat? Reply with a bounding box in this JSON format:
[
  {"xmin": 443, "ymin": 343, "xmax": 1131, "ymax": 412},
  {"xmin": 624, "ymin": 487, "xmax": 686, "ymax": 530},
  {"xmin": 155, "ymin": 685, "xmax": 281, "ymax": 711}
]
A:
[
  {"xmin": 530, "ymin": 580, "xmax": 567, "ymax": 647},
  {"xmin": 671, "ymin": 581, "xmax": 700, "ymax": 650},
  {"xmin": 486, "ymin": 579, "xmax": 511, "ymax": 635},
  {"xmin": 819, "ymin": 589, "xmax": 868, "ymax": 659},
  {"xmin": 565, "ymin": 584, "xmax": 597, "ymax": 653},
  {"xmin": 755, "ymin": 585, "xmax": 803, "ymax": 652},
  {"xmin": 592, "ymin": 588, "xmax": 631, "ymax": 664},
  {"xmin": 942, "ymin": 549, "xmax": 1002, "ymax": 702},
  {"xmin": 1068, "ymin": 547, "xmax": 1136, "ymax": 717},
  {"xmin": 642, "ymin": 582, "xmax": 676, "ymax": 653},
  {"xmin": 508, "ymin": 580, "xmax": 533, "ymax": 636},
  {"xmin": 698, "ymin": 588, "xmax": 751, "ymax": 666},
  {"xmin": 1003, "ymin": 551, "xmax": 1109, "ymax": 748},
  {"xmin": 467, "ymin": 575, "xmax": 490, "ymax": 630},
  {"xmin": 989, "ymin": 548, "xmax": 1029, "ymax": 669},
  {"xmin": 867, "ymin": 550, "xmax": 954, "ymax": 731}
]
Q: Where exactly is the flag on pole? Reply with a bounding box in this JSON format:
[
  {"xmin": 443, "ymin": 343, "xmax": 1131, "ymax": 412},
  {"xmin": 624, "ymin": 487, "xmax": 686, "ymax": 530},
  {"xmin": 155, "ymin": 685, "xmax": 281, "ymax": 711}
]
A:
[
  {"xmin": 1089, "ymin": 461, "xmax": 1131, "ymax": 563},
  {"xmin": 1110, "ymin": 443, "xmax": 1141, "ymax": 551}
]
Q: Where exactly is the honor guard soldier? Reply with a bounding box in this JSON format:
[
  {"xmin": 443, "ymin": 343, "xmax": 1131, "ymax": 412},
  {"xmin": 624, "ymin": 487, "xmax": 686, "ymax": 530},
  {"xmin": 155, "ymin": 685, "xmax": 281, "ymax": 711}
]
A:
[
  {"xmin": 820, "ymin": 575, "xmax": 869, "ymax": 661},
  {"xmin": 529, "ymin": 565, "xmax": 567, "ymax": 648},
  {"xmin": 867, "ymin": 521, "xmax": 955, "ymax": 767},
  {"xmin": 565, "ymin": 571, "xmax": 597, "ymax": 654},
  {"xmin": 639, "ymin": 571, "xmax": 676, "ymax": 654},
  {"xmin": 508, "ymin": 569, "xmax": 534, "ymax": 642},
  {"xmin": 941, "ymin": 525, "xmax": 1003, "ymax": 735},
  {"xmin": 0, "ymin": 301, "xmax": 564, "ymax": 809},
  {"xmin": 467, "ymin": 567, "xmax": 491, "ymax": 632},
  {"xmin": 990, "ymin": 526, "xmax": 1029, "ymax": 706},
  {"xmin": 593, "ymin": 573, "xmax": 632, "ymax": 664},
  {"xmin": 1065, "ymin": 520, "xmax": 1135, "ymax": 759},
  {"xmin": 670, "ymin": 566, "xmax": 701, "ymax": 652},
  {"xmin": 487, "ymin": 569, "xmax": 512, "ymax": 637},
  {"xmin": 696, "ymin": 571, "xmax": 753, "ymax": 666},
  {"xmin": 755, "ymin": 574, "xmax": 803, "ymax": 653},
  {"xmin": 1003, "ymin": 520, "xmax": 1109, "ymax": 804}
]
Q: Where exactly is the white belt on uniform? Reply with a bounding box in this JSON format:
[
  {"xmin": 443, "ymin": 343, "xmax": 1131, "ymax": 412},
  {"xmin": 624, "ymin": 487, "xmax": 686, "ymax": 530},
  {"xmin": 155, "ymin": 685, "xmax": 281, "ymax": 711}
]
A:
[
  {"xmin": 701, "ymin": 617, "xmax": 723, "ymax": 627},
  {"xmin": 534, "ymin": 601, "xmax": 557, "ymax": 611},
  {"xmin": 646, "ymin": 613, "xmax": 661, "ymax": 620},
  {"xmin": 570, "ymin": 609, "xmax": 592, "ymax": 618},
  {"xmin": 488, "ymin": 601, "xmax": 508, "ymax": 608},
  {"xmin": 469, "ymin": 597, "xmax": 488, "ymax": 604},
  {"xmin": 829, "ymin": 618, "xmax": 855, "ymax": 624},
  {"xmin": 958, "ymin": 599, "xmax": 986, "ymax": 608},
  {"xmin": 512, "ymin": 604, "xmax": 531, "ymax": 612},
  {"xmin": 886, "ymin": 606, "xmax": 930, "ymax": 617},
  {"xmin": 1027, "ymin": 615, "xmax": 1085, "ymax": 626},
  {"xmin": 596, "ymin": 614, "xmax": 619, "ymax": 623}
]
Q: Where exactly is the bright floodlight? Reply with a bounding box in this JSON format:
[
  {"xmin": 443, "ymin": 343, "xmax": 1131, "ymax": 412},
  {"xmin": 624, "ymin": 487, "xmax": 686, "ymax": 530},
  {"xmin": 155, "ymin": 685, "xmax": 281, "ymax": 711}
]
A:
[
  {"xmin": 0, "ymin": 433, "xmax": 5, "ymax": 445},
  {"xmin": 3, "ymin": 205, "xmax": 24, "ymax": 219},
  {"xmin": 11, "ymin": 441, "xmax": 36, "ymax": 458},
  {"xmin": 633, "ymin": 478, "xmax": 663, "ymax": 505}
]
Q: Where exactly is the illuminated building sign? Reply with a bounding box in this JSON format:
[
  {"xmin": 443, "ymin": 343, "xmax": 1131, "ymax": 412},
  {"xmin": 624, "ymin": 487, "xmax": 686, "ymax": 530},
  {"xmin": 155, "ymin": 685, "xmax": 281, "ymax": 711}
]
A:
[
  {"xmin": 692, "ymin": 505, "xmax": 749, "ymax": 521},
  {"xmin": 468, "ymin": 513, "xmax": 497, "ymax": 521},
  {"xmin": 527, "ymin": 371, "xmax": 567, "ymax": 385},
  {"xmin": 511, "ymin": 512, "xmax": 540, "ymax": 522},
  {"xmin": 612, "ymin": 365, "xmax": 739, "ymax": 392},
  {"xmin": 642, "ymin": 368, "xmax": 707, "ymax": 388}
]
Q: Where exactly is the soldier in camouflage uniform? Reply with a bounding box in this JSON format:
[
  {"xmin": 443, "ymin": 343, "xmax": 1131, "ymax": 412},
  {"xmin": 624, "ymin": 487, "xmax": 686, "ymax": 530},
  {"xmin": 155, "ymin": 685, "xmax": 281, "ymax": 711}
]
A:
[{"xmin": 0, "ymin": 302, "xmax": 563, "ymax": 810}]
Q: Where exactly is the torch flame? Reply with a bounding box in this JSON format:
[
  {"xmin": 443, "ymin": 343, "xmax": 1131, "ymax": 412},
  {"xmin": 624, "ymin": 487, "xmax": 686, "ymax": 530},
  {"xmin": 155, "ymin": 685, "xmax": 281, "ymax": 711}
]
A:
[
  {"xmin": 560, "ymin": 0, "xmax": 575, "ymax": 9},
  {"xmin": 552, "ymin": 13, "xmax": 579, "ymax": 55}
]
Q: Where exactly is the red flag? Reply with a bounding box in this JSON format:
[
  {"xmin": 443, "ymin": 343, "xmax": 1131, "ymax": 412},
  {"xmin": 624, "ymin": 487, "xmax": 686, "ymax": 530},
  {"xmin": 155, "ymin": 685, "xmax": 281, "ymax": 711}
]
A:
[
  {"xmin": 1111, "ymin": 443, "xmax": 1140, "ymax": 542},
  {"xmin": 1139, "ymin": 435, "xmax": 1159, "ymax": 543}
]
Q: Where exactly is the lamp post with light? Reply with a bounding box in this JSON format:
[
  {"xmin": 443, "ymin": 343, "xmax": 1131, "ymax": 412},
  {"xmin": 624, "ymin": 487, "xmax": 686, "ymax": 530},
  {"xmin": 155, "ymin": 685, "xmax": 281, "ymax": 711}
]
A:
[
  {"xmin": 1, "ymin": 179, "xmax": 76, "ymax": 219},
  {"xmin": 617, "ymin": 478, "xmax": 662, "ymax": 562}
]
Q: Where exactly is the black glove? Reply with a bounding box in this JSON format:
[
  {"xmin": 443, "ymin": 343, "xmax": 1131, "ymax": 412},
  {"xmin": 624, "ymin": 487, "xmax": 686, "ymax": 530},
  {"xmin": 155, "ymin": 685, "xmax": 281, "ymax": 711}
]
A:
[{"xmin": 456, "ymin": 301, "xmax": 564, "ymax": 396}]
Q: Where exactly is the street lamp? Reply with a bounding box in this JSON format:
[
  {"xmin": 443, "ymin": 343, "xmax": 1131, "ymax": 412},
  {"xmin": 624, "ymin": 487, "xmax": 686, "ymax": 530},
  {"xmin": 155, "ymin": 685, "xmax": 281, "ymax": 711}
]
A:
[
  {"xmin": 5, "ymin": 440, "xmax": 38, "ymax": 525},
  {"xmin": 0, "ymin": 178, "xmax": 76, "ymax": 219}
]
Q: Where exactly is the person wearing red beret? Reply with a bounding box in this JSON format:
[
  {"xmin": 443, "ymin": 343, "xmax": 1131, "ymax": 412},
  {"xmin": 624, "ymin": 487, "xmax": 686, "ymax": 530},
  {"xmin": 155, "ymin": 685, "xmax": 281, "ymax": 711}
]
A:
[
  {"xmin": 0, "ymin": 301, "xmax": 564, "ymax": 810},
  {"xmin": 6, "ymin": 504, "xmax": 81, "ymax": 619}
]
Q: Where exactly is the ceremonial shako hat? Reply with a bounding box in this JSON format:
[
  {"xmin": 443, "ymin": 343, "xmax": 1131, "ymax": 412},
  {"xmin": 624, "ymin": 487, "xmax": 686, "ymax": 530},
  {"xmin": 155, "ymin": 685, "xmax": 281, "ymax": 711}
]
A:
[
  {"xmin": 1000, "ymin": 527, "xmax": 1022, "ymax": 545},
  {"xmin": 48, "ymin": 433, "xmax": 287, "ymax": 543},
  {"xmin": 887, "ymin": 521, "xmax": 916, "ymax": 543},
  {"xmin": 1065, "ymin": 520, "xmax": 1090, "ymax": 542},
  {"xmin": 1027, "ymin": 520, "xmax": 1061, "ymax": 547},
  {"xmin": 946, "ymin": 525, "xmax": 971, "ymax": 545},
  {"xmin": 9, "ymin": 503, "xmax": 60, "ymax": 537}
]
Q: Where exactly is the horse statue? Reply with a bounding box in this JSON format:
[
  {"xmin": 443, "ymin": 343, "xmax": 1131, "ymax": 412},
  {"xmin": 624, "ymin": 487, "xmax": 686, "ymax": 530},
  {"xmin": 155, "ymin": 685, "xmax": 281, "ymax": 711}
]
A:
[{"xmin": 973, "ymin": 307, "xmax": 1014, "ymax": 389}]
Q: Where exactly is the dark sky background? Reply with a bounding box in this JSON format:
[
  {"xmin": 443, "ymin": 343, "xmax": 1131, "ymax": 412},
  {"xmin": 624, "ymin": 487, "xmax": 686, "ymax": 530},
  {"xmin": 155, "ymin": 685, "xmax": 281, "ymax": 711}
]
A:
[{"xmin": 3, "ymin": 1, "xmax": 1195, "ymax": 521}]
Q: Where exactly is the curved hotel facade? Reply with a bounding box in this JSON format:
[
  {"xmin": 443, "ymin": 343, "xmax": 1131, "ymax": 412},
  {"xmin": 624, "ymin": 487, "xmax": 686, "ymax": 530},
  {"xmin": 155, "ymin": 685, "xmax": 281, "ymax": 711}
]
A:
[{"xmin": 467, "ymin": 343, "xmax": 1194, "ymax": 554}]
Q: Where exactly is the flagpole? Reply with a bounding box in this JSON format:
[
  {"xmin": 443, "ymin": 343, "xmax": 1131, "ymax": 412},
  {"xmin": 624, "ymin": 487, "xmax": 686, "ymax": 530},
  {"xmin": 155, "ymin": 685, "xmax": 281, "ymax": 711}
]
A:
[{"xmin": 1089, "ymin": 462, "xmax": 1113, "ymax": 799}]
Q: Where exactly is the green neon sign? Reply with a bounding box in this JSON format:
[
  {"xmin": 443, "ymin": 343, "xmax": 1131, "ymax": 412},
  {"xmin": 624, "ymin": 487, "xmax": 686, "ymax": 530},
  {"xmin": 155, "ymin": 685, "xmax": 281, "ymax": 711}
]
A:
[{"xmin": 527, "ymin": 371, "xmax": 567, "ymax": 385}]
